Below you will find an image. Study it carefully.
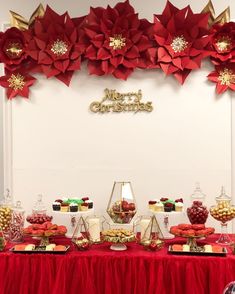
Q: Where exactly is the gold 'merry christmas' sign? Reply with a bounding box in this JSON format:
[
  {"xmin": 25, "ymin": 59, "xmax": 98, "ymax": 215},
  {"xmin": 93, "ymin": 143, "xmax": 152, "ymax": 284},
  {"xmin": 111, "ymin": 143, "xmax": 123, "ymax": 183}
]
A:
[{"xmin": 90, "ymin": 89, "xmax": 153, "ymax": 113}]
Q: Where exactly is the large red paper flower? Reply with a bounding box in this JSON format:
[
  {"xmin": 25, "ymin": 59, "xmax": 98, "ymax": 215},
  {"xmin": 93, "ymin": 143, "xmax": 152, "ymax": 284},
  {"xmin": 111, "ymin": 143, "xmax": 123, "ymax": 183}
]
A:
[
  {"xmin": 152, "ymin": 1, "xmax": 211, "ymax": 84},
  {"xmin": 82, "ymin": 0, "xmax": 153, "ymax": 80},
  {"xmin": 0, "ymin": 70, "xmax": 36, "ymax": 99},
  {"xmin": 24, "ymin": 6, "xmax": 85, "ymax": 86},
  {"xmin": 210, "ymin": 22, "xmax": 235, "ymax": 65},
  {"xmin": 0, "ymin": 27, "xmax": 28, "ymax": 71},
  {"xmin": 207, "ymin": 64, "xmax": 235, "ymax": 94}
]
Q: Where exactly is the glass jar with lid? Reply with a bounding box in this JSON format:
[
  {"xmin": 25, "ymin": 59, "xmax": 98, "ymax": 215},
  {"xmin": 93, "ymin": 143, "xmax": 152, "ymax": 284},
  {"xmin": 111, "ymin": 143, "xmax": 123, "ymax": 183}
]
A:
[
  {"xmin": 210, "ymin": 186, "xmax": 235, "ymax": 244},
  {"xmin": 9, "ymin": 201, "xmax": 25, "ymax": 242},
  {"xmin": 26, "ymin": 194, "xmax": 52, "ymax": 224},
  {"xmin": 187, "ymin": 183, "xmax": 209, "ymax": 224},
  {"xmin": 0, "ymin": 189, "xmax": 13, "ymax": 239}
]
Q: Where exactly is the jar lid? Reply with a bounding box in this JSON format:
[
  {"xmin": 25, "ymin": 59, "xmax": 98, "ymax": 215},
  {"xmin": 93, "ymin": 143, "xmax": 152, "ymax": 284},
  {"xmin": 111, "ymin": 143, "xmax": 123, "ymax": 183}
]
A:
[
  {"xmin": 216, "ymin": 186, "xmax": 231, "ymax": 201},
  {"xmin": 13, "ymin": 201, "xmax": 24, "ymax": 212},
  {"xmin": 191, "ymin": 183, "xmax": 206, "ymax": 200}
]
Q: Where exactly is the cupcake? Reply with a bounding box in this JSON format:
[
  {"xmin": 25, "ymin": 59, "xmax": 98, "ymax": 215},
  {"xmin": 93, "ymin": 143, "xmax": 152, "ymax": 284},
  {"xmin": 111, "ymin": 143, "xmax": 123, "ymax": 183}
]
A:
[
  {"xmin": 155, "ymin": 202, "xmax": 164, "ymax": 212},
  {"xmin": 85, "ymin": 200, "xmax": 93, "ymax": 209},
  {"xmin": 175, "ymin": 202, "xmax": 183, "ymax": 212},
  {"xmin": 60, "ymin": 203, "xmax": 69, "ymax": 212},
  {"xmin": 52, "ymin": 201, "xmax": 61, "ymax": 211},
  {"xmin": 148, "ymin": 200, "xmax": 157, "ymax": 210},
  {"xmin": 80, "ymin": 203, "xmax": 88, "ymax": 211},
  {"xmin": 77, "ymin": 199, "xmax": 84, "ymax": 210},
  {"xmin": 69, "ymin": 203, "xmax": 78, "ymax": 212},
  {"xmin": 164, "ymin": 202, "xmax": 174, "ymax": 212}
]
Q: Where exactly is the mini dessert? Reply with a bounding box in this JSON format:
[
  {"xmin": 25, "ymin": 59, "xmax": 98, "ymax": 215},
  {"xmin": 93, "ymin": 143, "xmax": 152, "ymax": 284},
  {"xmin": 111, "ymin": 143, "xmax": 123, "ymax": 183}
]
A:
[
  {"xmin": 102, "ymin": 229, "xmax": 135, "ymax": 243},
  {"xmin": 25, "ymin": 244, "xmax": 35, "ymax": 251},
  {"xmin": 204, "ymin": 245, "xmax": 212, "ymax": 252},
  {"xmin": 86, "ymin": 200, "xmax": 93, "ymax": 209},
  {"xmin": 175, "ymin": 202, "xmax": 183, "ymax": 212},
  {"xmin": 46, "ymin": 244, "xmax": 56, "ymax": 251},
  {"xmin": 182, "ymin": 244, "xmax": 190, "ymax": 252},
  {"xmin": 60, "ymin": 203, "xmax": 69, "ymax": 212},
  {"xmin": 52, "ymin": 202, "xmax": 61, "ymax": 211},
  {"xmin": 164, "ymin": 202, "xmax": 174, "ymax": 212},
  {"xmin": 23, "ymin": 222, "xmax": 67, "ymax": 237},
  {"xmin": 26, "ymin": 213, "xmax": 53, "ymax": 224},
  {"xmin": 172, "ymin": 244, "xmax": 183, "ymax": 251},
  {"xmin": 54, "ymin": 245, "xmax": 67, "ymax": 251},
  {"xmin": 69, "ymin": 203, "xmax": 78, "ymax": 212},
  {"xmin": 14, "ymin": 244, "xmax": 27, "ymax": 251},
  {"xmin": 148, "ymin": 200, "xmax": 157, "ymax": 210},
  {"xmin": 170, "ymin": 224, "xmax": 215, "ymax": 238},
  {"xmin": 80, "ymin": 203, "xmax": 88, "ymax": 211},
  {"xmin": 178, "ymin": 224, "xmax": 192, "ymax": 230},
  {"xmin": 55, "ymin": 199, "xmax": 63, "ymax": 204},
  {"xmin": 82, "ymin": 197, "xmax": 89, "ymax": 202},
  {"xmin": 212, "ymin": 245, "xmax": 223, "ymax": 253},
  {"xmin": 155, "ymin": 202, "xmax": 164, "ymax": 212}
]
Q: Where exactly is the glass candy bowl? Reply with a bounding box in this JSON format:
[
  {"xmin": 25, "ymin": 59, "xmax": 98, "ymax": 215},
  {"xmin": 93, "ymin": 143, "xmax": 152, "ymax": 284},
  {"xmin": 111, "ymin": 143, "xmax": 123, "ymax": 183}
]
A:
[{"xmin": 210, "ymin": 187, "xmax": 235, "ymax": 244}]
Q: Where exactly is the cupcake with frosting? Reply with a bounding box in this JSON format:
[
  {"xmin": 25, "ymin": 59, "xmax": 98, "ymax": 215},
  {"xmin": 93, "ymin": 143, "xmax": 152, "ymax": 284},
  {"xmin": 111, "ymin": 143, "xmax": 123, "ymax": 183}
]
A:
[
  {"xmin": 148, "ymin": 200, "xmax": 157, "ymax": 210},
  {"xmin": 61, "ymin": 202, "xmax": 69, "ymax": 212},
  {"xmin": 155, "ymin": 202, "xmax": 164, "ymax": 212},
  {"xmin": 80, "ymin": 203, "xmax": 88, "ymax": 211},
  {"xmin": 85, "ymin": 200, "xmax": 93, "ymax": 209},
  {"xmin": 52, "ymin": 201, "xmax": 61, "ymax": 211},
  {"xmin": 69, "ymin": 203, "xmax": 78, "ymax": 212},
  {"xmin": 175, "ymin": 202, "xmax": 183, "ymax": 212}
]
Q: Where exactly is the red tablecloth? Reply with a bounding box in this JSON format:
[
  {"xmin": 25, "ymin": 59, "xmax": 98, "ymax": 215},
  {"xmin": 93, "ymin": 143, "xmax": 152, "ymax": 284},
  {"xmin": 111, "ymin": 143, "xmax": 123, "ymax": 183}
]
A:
[{"xmin": 0, "ymin": 234, "xmax": 235, "ymax": 294}]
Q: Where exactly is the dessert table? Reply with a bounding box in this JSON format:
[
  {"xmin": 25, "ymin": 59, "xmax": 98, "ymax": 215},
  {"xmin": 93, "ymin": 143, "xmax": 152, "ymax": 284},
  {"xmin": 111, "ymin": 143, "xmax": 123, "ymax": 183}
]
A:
[{"xmin": 0, "ymin": 235, "xmax": 235, "ymax": 294}]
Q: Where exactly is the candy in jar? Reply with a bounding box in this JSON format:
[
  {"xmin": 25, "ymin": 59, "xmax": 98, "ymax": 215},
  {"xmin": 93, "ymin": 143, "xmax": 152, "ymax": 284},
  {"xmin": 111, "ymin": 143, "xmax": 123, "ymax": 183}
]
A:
[
  {"xmin": 9, "ymin": 201, "xmax": 25, "ymax": 242},
  {"xmin": 0, "ymin": 189, "xmax": 13, "ymax": 238}
]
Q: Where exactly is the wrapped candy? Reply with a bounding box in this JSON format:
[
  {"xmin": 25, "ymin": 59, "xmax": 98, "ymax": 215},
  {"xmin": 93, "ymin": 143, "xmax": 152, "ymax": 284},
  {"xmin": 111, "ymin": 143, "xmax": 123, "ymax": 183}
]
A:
[
  {"xmin": 9, "ymin": 201, "xmax": 25, "ymax": 242},
  {"xmin": 0, "ymin": 189, "xmax": 13, "ymax": 239}
]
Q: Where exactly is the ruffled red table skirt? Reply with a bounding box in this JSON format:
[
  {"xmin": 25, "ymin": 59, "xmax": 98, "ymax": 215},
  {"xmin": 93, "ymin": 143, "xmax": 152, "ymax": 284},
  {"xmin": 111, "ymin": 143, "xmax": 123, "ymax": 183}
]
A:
[{"xmin": 0, "ymin": 234, "xmax": 235, "ymax": 294}]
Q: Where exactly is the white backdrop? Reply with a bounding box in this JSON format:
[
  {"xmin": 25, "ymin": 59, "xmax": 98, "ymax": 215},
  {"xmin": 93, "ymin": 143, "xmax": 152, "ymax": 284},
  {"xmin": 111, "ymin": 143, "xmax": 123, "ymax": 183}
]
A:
[{"xmin": 0, "ymin": 0, "xmax": 235, "ymax": 232}]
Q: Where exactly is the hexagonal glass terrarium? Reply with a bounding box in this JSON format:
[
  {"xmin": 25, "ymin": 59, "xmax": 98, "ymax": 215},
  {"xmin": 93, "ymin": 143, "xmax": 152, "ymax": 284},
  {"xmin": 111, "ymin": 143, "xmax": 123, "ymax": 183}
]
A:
[{"xmin": 107, "ymin": 182, "xmax": 137, "ymax": 224}]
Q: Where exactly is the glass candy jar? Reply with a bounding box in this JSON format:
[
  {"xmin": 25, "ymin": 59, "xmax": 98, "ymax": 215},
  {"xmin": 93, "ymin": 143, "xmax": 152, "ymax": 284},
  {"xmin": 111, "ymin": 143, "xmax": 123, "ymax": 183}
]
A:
[
  {"xmin": 187, "ymin": 183, "xmax": 209, "ymax": 224},
  {"xmin": 0, "ymin": 189, "xmax": 13, "ymax": 239},
  {"xmin": 26, "ymin": 194, "xmax": 52, "ymax": 224},
  {"xmin": 9, "ymin": 201, "xmax": 25, "ymax": 242},
  {"xmin": 210, "ymin": 186, "xmax": 235, "ymax": 244}
]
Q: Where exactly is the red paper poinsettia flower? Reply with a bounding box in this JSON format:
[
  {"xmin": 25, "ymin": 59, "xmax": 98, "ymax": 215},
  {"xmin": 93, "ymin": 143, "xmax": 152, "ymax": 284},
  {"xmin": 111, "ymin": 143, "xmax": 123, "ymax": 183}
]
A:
[
  {"xmin": 152, "ymin": 1, "xmax": 211, "ymax": 84},
  {"xmin": 0, "ymin": 27, "xmax": 28, "ymax": 71},
  {"xmin": 0, "ymin": 70, "xmax": 36, "ymax": 99},
  {"xmin": 24, "ymin": 6, "xmax": 85, "ymax": 86},
  {"xmin": 207, "ymin": 64, "xmax": 235, "ymax": 94},
  {"xmin": 210, "ymin": 22, "xmax": 235, "ymax": 65},
  {"xmin": 82, "ymin": 0, "xmax": 153, "ymax": 80}
]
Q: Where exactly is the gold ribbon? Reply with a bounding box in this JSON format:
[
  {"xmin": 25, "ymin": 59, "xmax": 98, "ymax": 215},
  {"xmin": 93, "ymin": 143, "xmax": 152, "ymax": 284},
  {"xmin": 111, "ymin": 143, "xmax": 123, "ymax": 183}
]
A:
[
  {"xmin": 201, "ymin": 0, "xmax": 230, "ymax": 27},
  {"xmin": 10, "ymin": 4, "xmax": 44, "ymax": 31}
]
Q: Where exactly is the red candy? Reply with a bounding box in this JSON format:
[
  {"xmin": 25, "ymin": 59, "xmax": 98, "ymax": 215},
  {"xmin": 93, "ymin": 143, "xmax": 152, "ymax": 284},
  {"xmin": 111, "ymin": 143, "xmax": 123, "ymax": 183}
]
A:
[{"xmin": 187, "ymin": 201, "xmax": 209, "ymax": 224}]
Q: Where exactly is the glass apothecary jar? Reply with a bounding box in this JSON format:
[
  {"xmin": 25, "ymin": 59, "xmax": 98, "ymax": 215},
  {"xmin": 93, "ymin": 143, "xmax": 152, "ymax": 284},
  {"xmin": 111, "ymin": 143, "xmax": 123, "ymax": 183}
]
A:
[
  {"xmin": 187, "ymin": 183, "xmax": 209, "ymax": 224},
  {"xmin": 9, "ymin": 201, "xmax": 25, "ymax": 242},
  {"xmin": 26, "ymin": 194, "xmax": 52, "ymax": 224},
  {"xmin": 210, "ymin": 186, "xmax": 235, "ymax": 244},
  {"xmin": 0, "ymin": 189, "xmax": 13, "ymax": 239}
]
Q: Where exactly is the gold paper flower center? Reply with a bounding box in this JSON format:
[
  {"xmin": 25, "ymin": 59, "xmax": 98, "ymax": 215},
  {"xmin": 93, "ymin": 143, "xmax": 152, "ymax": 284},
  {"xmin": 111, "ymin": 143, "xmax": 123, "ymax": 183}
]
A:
[
  {"xmin": 5, "ymin": 42, "xmax": 23, "ymax": 58},
  {"xmin": 216, "ymin": 36, "xmax": 232, "ymax": 52},
  {"xmin": 171, "ymin": 36, "xmax": 188, "ymax": 53},
  {"xmin": 218, "ymin": 68, "xmax": 235, "ymax": 86},
  {"xmin": 8, "ymin": 73, "xmax": 25, "ymax": 91},
  {"xmin": 109, "ymin": 35, "xmax": 126, "ymax": 50},
  {"xmin": 50, "ymin": 39, "xmax": 68, "ymax": 56}
]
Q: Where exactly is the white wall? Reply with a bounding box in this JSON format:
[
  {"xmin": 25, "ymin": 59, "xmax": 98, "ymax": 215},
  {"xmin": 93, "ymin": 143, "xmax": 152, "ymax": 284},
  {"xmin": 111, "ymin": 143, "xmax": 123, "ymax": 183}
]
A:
[{"xmin": 0, "ymin": 0, "xmax": 235, "ymax": 232}]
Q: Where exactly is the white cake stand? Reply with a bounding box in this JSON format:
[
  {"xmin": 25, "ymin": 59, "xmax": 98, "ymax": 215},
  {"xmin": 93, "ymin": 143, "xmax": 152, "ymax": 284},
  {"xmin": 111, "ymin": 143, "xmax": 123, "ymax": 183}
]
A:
[{"xmin": 53, "ymin": 209, "xmax": 94, "ymax": 237}]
